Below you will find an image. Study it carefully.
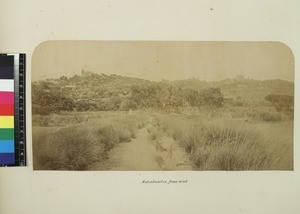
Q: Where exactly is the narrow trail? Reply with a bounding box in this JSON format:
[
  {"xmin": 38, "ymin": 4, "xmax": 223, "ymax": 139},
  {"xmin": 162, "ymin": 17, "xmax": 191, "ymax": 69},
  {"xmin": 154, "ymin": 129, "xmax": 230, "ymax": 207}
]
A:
[{"xmin": 92, "ymin": 119, "xmax": 194, "ymax": 171}]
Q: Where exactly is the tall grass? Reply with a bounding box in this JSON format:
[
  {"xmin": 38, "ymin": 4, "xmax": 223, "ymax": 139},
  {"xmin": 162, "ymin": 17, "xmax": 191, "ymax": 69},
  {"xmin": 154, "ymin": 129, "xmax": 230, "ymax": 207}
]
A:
[
  {"xmin": 33, "ymin": 113, "xmax": 148, "ymax": 170},
  {"xmin": 32, "ymin": 111, "xmax": 130, "ymax": 127},
  {"xmin": 246, "ymin": 111, "xmax": 282, "ymax": 122},
  {"xmin": 152, "ymin": 113, "xmax": 292, "ymax": 170},
  {"xmin": 185, "ymin": 124, "xmax": 269, "ymax": 170},
  {"xmin": 165, "ymin": 106, "xmax": 292, "ymax": 122}
]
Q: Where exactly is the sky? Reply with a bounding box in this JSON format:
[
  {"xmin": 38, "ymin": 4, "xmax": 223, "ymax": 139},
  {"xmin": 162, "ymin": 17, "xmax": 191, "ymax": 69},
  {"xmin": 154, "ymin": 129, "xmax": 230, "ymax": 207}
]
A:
[{"xmin": 32, "ymin": 41, "xmax": 294, "ymax": 82}]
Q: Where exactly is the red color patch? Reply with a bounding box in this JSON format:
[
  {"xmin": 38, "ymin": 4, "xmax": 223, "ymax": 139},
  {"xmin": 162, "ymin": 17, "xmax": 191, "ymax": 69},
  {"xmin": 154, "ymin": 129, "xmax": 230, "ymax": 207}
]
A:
[{"xmin": 0, "ymin": 104, "xmax": 14, "ymax": 115}]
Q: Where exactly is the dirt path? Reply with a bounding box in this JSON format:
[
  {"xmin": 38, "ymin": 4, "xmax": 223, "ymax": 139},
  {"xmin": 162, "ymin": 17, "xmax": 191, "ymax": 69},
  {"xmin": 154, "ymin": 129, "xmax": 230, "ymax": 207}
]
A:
[{"xmin": 91, "ymin": 121, "xmax": 194, "ymax": 171}]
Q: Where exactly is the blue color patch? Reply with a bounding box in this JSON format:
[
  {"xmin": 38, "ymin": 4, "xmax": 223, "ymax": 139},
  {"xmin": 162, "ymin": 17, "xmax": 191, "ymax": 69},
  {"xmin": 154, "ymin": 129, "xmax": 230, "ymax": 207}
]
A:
[{"xmin": 0, "ymin": 140, "xmax": 14, "ymax": 153}]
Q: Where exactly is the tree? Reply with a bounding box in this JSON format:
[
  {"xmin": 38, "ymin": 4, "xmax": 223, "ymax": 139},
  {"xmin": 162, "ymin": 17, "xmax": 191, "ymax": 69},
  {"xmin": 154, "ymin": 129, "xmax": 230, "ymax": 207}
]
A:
[
  {"xmin": 156, "ymin": 85, "xmax": 170, "ymax": 108},
  {"xmin": 184, "ymin": 87, "xmax": 224, "ymax": 108},
  {"xmin": 32, "ymin": 84, "xmax": 75, "ymax": 115},
  {"xmin": 265, "ymin": 94, "xmax": 294, "ymax": 112},
  {"xmin": 60, "ymin": 76, "xmax": 68, "ymax": 81},
  {"xmin": 184, "ymin": 89, "xmax": 202, "ymax": 107},
  {"xmin": 128, "ymin": 85, "xmax": 160, "ymax": 109},
  {"xmin": 200, "ymin": 87, "xmax": 224, "ymax": 107},
  {"xmin": 75, "ymin": 100, "xmax": 92, "ymax": 111},
  {"xmin": 110, "ymin": 97, "xmax": 122, "ymax": 110},
  {"xmin": 167, "ymin": 86, "xmax": 186, "ymax": 107}
]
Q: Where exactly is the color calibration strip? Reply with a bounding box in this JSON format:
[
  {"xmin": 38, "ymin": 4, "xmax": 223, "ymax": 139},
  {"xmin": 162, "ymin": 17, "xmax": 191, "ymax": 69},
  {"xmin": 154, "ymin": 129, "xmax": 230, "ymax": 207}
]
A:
[
  {"xmin": 0, "ymin": 55, "xmax": 14, "ymax": 165},
  {"xmin": 0, "ymin": 54, "xmax": 26, "ymax": 166}
]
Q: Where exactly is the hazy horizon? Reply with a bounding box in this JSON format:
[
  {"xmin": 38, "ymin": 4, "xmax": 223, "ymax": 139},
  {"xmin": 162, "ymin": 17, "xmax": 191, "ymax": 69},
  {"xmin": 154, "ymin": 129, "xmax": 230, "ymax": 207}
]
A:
[
  {"xmin": 33, "ymin": 69, "xmax": 294, "ymax": 83},
  {"xmin": 32, "ymin": 41, "xmax": 294, "ymax": 82}
]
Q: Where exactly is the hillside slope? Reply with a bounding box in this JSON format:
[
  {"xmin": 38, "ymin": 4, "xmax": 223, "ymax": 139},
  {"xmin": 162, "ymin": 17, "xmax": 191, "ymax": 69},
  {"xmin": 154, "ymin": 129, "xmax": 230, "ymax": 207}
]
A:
[{"xmin": 32, "ymin": 71, "xmax": 294, "ymax": 113}]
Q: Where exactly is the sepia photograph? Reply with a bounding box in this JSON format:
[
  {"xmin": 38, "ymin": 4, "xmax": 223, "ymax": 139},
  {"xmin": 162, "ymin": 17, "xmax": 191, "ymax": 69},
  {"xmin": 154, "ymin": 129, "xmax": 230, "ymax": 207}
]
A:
[{"xmin": 32, "ymin": 41, "xmax": 294, "ymax": 171}]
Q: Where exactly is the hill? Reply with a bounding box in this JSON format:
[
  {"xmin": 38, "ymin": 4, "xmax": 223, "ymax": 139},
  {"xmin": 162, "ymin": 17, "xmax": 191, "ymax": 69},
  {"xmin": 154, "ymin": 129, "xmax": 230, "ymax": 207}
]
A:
[
  {"xmin": 32, "ymin": 70, "xmax": 294, "ymax": 114},
  {"xmin": 173, "ymin": 78, "xmax": 294, "ymax": 103}
]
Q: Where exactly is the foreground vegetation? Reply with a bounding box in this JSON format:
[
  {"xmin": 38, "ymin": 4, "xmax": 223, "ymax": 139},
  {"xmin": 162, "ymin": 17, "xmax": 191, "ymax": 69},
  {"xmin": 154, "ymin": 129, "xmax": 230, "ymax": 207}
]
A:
[
  {"xmin": 149, "ymin": 112, "xmax": 293, "ymax": 170},
  {"xmin": 33, "ymin": 112, "xmax": 148, "ymax": 170},
  {"xmin": 32, "ymin": 107, "xmax": 293, "ymax": 170}
]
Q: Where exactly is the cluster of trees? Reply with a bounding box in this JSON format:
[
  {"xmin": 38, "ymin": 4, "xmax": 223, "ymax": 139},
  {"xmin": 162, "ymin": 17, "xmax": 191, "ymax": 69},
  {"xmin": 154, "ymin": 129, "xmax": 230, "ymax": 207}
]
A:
[
  {"xmin": 184, "ymin": 87, "xmax": 224, "ymax": 108},
  {"xmin": 127, "ymin": 85, "xmax": 184, "ymax": 109},
  {"xmin": 32, "ymin": 83, "xmax": 75, "ymax": 115},
  {"xmin": 32, "ymin": 81, "xmax": 225, "ymax": 115},
  {"xmin": 127, "ymin": 85, "xmax": 224, "ymax": 110},
  {"xmin": 32, "ymin": 77, "xmax": 294, "ymax": 115},
  {"xmin": 265, "ymin": 94, "xmax": 294, "ymax": 112}
]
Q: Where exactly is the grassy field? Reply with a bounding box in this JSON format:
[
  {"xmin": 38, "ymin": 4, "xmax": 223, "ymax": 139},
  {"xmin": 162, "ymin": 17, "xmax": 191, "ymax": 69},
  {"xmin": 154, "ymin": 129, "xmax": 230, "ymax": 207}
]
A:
[
  {"xmin": 32, "ymin": 106, "xmax": 293, "ymax": 171},
  {"xmin": 149, "ymin": 109, "xmax": 293, "ymax": 170},
  {"xmin": 32, "ymin": 111, "xmax": 148, "ymax": 170}
]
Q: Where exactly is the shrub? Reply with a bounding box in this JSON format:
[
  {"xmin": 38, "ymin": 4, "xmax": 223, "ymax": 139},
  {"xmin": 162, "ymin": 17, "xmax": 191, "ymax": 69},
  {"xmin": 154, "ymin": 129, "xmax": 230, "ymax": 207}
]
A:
[
  {"xmin": 184, "ymin": 87, "xmax": 224, "ymax": 108},
  {"xmin": 153, "ymin": 114, "xmax": 271, "ymax": 170},
  {"xmin": 32, "ymin": 83, "xmax": 75, "ymax": 115},
  {"xmin": 246, "ymin": 110, "xmax": 282, "ymax": 122},
  {"xmin": 181, "ymin": 123, "xmax": 270, "ymax": 170},
  {"xmin": 96, "ymin": 126, "xmax": 120, "ymax": 151},
  {"xmin": 33, "ymin": 126, "xmax": 104, "ymax": 170},
  {"xmin": 33, "ymin": 113, "xmax": 148, "ymax": 170},
  {"xmin": 201, "ymin": 87, "xmax": 224, "ymax": 107},
  {"xmin": 75, "ymin": 100, "xmax": 98, "ymax": 111},
  {"xmin": 265, "ymin": 94, "xmax": 294, "ymax": 112},
  {"xmin": 259, "ymin": 111, "xmax": 282, "ymax": 122},
  {"xmin": 151, "ymin": 132, "xmax": 158, "ymax": 141}
]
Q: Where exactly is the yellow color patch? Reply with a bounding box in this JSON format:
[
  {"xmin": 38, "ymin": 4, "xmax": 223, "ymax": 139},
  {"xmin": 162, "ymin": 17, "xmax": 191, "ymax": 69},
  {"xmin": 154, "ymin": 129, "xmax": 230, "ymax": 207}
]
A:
[{"xmin": 0, "ymin": 116, "xmax": 14, "ymax": 128}]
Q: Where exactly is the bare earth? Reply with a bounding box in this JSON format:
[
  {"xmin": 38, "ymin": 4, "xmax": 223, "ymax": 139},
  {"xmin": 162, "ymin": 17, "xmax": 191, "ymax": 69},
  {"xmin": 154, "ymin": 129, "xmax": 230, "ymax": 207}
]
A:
[{"xmin": 91, "ymin": 122, "xmax": 194, "ymax": 171}]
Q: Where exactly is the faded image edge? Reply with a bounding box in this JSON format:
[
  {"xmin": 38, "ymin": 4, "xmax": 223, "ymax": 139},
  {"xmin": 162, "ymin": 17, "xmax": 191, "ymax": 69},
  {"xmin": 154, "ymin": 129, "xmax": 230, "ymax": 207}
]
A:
[{"xmin": 31, "ymin": 41, "xmax": 294, "ymax": 171}]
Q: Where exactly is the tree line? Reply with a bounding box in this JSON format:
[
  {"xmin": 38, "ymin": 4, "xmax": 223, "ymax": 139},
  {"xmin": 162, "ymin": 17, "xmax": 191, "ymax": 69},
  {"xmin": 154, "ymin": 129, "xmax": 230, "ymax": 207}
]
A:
[
  {"xmin": 32, "ymin": 83, "xmax": 224, "ymax": 115},
  {"xmin": 32, "ymin": 80, "xmax": 294, "ymax": 115}
]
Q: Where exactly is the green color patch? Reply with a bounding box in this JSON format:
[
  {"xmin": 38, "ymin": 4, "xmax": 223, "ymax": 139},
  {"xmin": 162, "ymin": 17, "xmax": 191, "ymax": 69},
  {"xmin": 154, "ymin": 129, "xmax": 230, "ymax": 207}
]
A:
[{"xmin": 0, "ymin": 128, "xmax": 14, "ymax": 140}]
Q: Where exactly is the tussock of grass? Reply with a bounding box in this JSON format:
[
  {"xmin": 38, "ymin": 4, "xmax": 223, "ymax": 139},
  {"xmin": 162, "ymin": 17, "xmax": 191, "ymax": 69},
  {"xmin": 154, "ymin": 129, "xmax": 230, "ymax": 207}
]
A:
[
  {"xmin": 246, "ymin": 111, "xmax": 282, "ymax": 122},
  {"xmin": 151, "ymin": 132, "xmax": 158, "ymax": 141},
  {"xmin": 152, "ymin": 114, "xmax": 282, "ymax": 170},
  {"xmin": 154, "ymin": 155, "xmax": 164, "ymax": 169},
  {"xmin": 33, "ymin": 113, "xmax": 148, "ymax": 170},
  {"xmin": 32, "ymin": 111, "xmax": 132, "ymax": 127},
  {"xmin": 185, "ymin": 124, "xmax": 270, "ymax": 170},
  {"xmin": 147, "ymin": 126, "xmax": 164, "ymax": 141},
  {"xmin": 259, "ymin": 111, "xmax": 282, "ymax": 121},
  {"xmin": 33, "ymin": 126, "xmax": 103, "ymax": 170}
]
